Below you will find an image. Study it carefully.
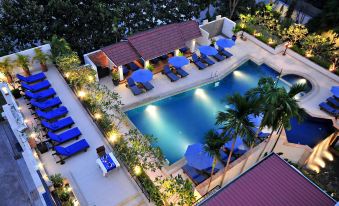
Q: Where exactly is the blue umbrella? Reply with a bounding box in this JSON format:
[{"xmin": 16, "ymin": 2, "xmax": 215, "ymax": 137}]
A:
[
  {"xmin": 185, "ymin": 143, "xmax": 223, "ymax": 170},
  {"xmin": 199, "ymin": 46, "xmax": 218, "ymax": 56},
  {"xmin": 224, "ymin": 136, "xmax": 246, "ymax": 151},
  {"xmin": 248, "ymin": 114, "xmax": 263, "ymax": 128},
  {"xmin": 130, "ymin": 69, "xmax": 153, "ymax": 83},
  {"xmin": 330, "ymin": 86, "xmax": 339, "ymax": 98},
  {"xmin": 168, "ymin": 56, "xmax": 189, "ymax": 68},
  {"xmin": 216, "ymin": 38, "xmax": 235, "ymax": 49}
]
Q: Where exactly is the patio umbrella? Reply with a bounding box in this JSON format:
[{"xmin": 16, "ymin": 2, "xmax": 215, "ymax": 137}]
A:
[
  {"xmin": 185, "ymin": 143, "xmax": 223, "ymax": 171},
  {"xmin": 168, "ymin": 56, "xmax": 189, "ymax": 68},
  {"xmin": 330, "ymin": 86, "xmax": 339, "ymax": 98},
  {"xmin": 224, "ymin": 136, "xmax": 247, "ymax": 152},
  {"xmin": 216, "ymin": 38, "xmax": 235, "ymax": 49},
  {"xmin": 248, "ymin": 113, "xmax": 263, "ymax": 128},
  {"xmin": 198, "ymin": 46, "xmax": 218, "ymax": 56},
  {"xmin": 130, "ymin": 69, "xmax": 153, "ymax": 83}
]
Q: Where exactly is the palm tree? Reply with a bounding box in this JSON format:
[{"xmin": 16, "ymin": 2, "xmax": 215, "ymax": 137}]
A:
[
  {"xmin": 203, "ymin": 129, "xmax": 224, "ymax": 193},
  {"xmin": 15, "ymin": 54, "xmax": 31, "ymax": 76},
  {"xmin": 49, "ymin": 35, "xmax": 72, "ymax": 59},
  {"xmin": 32, "ymin": 48, "xmax": 49, "ymax": 72},
  {"xmin": 0, "ymin": 57, "xmax": 14, "ymax": 83},
  {"xmin": 216, "ymin": 93, "xmax": 255, "ymax": 186}
]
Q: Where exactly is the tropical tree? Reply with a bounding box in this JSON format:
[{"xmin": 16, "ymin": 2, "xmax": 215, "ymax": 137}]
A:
[
  {"xmin": 15, "ymin": 54, "xmax": 31, "ymax": 76},
  {"xmin": 49, "ymin": 35, "xmax": 72, "ymax": 59},
  {"xmin": 0, "ymin": 57, "xmax": 14, "ymax": 83},
  {"xmin": 32, "ymin": 48, "xmax": 50, "ymax": 72},
  {"xmin": 216, "ymin": 93, "xmax": 255, "ymax": 186},
  {"xmin": 281, "ymin": 24, "xmax": 308, "ymax": 45},
  {"xmin": 204, "ymin": 129, "xmax": 224, "ymax": 192}
]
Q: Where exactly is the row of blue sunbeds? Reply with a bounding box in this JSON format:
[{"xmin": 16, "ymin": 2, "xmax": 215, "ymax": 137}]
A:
[
  {"xmin": 191, "ymin": 48, "xmax": 233, "ymax": 70},
  {"xmin": 17, "ymin": 72, "xmax": 90, "ymax": 164},
  {"xmin": 319, "ymin": 96, "xmax": 339, "ymax": 117}
]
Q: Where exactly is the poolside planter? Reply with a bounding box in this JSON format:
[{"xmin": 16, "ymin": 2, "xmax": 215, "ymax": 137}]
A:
[{"xmin": 37, "ymin": 142, "xmax": 48, "ymax": 154}]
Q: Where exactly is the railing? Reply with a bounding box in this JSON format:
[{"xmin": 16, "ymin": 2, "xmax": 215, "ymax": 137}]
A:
[{"xmin": 194, "ymin": 185, "xmax": 221, "ymax": 205}]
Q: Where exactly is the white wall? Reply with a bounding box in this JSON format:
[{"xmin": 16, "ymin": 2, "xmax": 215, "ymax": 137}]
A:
[
  {"xmin": 83, "ymin": 51, "xmax": 99, "ymax": 81},
  {"xmin": 0, "ymin": 44, "xmax": 51, "ymax": 75},
  {"xmin": 222, "ymin": 18, "xmax": 236, "ymax": 38},
  {"xmin": 196, "ymin": 28, "xmax": 210, "ymax": 46}
]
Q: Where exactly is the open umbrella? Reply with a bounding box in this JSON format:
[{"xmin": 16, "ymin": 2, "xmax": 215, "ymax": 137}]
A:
[
  {"xmin": 185, "ymin": 143, "xmax": 223, "ymax": 170},
  {"xmin": 130, "ymin": 69, "xmax": 153, "ymax": 83},
  {"xmin": 168, "ymin": 56, "xmax": 189, "ymax": 68},
  {"xmin": 216, "ymin": 38, "xmax": 235, "ymax": 49},
  {"xmin": 199, "ymin": 46, "xmax": 218, "ymax": 56},
  {"xmin": 330, "ymin": 86, "xmax": 339, "ymax": 98}
]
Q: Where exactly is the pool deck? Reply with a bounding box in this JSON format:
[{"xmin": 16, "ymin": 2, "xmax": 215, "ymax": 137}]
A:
[
  {"xmin": 18, "ymin": 67, "xmax": 149, "ymax": 206},
  {"xmin": 101, "ymin": 36, "xmax": 339, "ymax": 120}
]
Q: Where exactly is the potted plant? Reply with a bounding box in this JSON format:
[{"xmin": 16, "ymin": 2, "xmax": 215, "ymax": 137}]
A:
[
  {"xmin": 112, "ymin": 70, "xmax": 120, "ymax": 86},
  {"xmin": 11, "ymin": 88, "xmax": 22, "ymax": 99},
  {"xmin": 50, "ymin": 174, "xmax": 64, "ymax": 188},
  {"xmin": 32, "ymin": 48, "xmax": 49, "ymax": 72},
  {"xmin": 210, "ymin": 38, "xmax": 216, "ymax": 47},
  {"xmin": 146, "ymin": 64, "xmax": 154, "ymax": 72},
  {"xmin": 15, "ymin": 54, "xmax": 31, "ymax": 76},
  {"xmin": 0, "ymin": 57, "xmax": 14, "ymax": 83}
]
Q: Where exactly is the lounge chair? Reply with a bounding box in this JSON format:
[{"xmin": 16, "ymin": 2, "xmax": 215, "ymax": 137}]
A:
[
  {"xmin": 192, "ymin": 54, "xmax": 207, "ymax": 70},
  {"xmin": 16, "ymin": 72, "xmax": 46, "ymax": 84},
  {"xmin": 21, "ymin": 80, "xmax": 51, "ymax": 92},
  {"xmin": 36, "ymin": 106, "xmax": 68, "ymax": 121},
  {"xmin": 53, "ymin": 139, "xmax": 89, "ymax": 164},
  {"xmin": 25, "ymin": 88, "xmax": 56, "ymax": 101},
  {"xmin": 201, "ymin": 54, "xmax": 215, "ymax": 65},
  {"xmin": 126, "ymin": 78, "xmax": 143, "ymax": 95},
  {"xmin": 182, "ymin": 164, "xmax": 208, "ymax": 185},
  {"xmin": 218, "ymin": 48, "xmax": 233, "ymax": 58},
  {"xmin": 48, "ymin": 127, "xmax": 81, "ymax": 146},
  {"xmin": 141, "ymin": 81, "xmax": 154, "ymax": 91},
  {"xmin": 122, "ymin": 65, "xmax": 129, "ymax": 76},
  {"xmin": 212, "ymin": 53, "xmax": 226, "ymax": 61},
  {"xmin": 327, "ymin": 97, "xmax": 339, "ymax": 108},
  {"xmin": 30, "ymin": 97, "xmax": 62, "ymax": 111},
  {"xmin": 319, "ymin": 102, "xmax": 339, "ymax": 116},
  {"xmin": 174, "ymin": 66, "xmax": 189, "ymax": 77},
  {"xmin": 163, "ymin": 65, "xmax": 179, "ymax": 82},
  {"xmin": 128, "ymin": 62, "xmax": 139, "ymax": 71},
  {"xmin": 41, "ymin": 117, "xmax": 74, "ymax": 132}
]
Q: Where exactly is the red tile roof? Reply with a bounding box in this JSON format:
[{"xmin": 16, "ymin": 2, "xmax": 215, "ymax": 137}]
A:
[
  {"xmin": 101, "ymin": 21, "xmax": 201, "ymax": 66},
  {"xmin": 201, "ymin": 153, "xmax": 336, "ymax": 206},
  {"xmin": 101, "ymin": 42, "xmax": 139, "ymax": 66}
]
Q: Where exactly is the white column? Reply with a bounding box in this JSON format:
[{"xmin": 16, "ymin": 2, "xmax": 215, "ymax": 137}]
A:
[
  {"xmin": 191, "ymin": 39, "xmax": 196, "ymax": 52},
  {"xmin": 175, "ymin": 49, "xmax": 180, "ymax": 56},
  {"xmin": 118, "ymin": 66, "xmax": 124, "ymax": 81},
  {"xmin": 144, "ymin": 60, "xmax": 150, "ymax": 68}
]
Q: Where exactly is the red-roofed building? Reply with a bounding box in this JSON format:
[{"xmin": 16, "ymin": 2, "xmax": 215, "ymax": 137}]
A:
[{"xmin": 199, "ymin": 153, "xmax": 337, "ymax": 206}]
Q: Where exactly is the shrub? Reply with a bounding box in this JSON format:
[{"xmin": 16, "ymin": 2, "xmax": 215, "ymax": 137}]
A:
[
  {"xmin": 55, "ymin": 52, "xmax": 81, "ymax": 72},
  {"xmin": 50, "ymin": 174, "xmax": 63, "ymax": 188}
]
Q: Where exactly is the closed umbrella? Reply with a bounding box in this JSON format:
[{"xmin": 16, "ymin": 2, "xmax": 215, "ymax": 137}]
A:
[
  {"xmin": 216, "ymin": 38, "xmax": 235, "ymax": 49},
  {"xmin": 185, "ymin": 143, "xmax": 223, "ymax": 170},
  {"xmin": 199, "ymin": 46, "xmax": 218, "ymax": 56},
  {"xmin": 130, "ymin": 69, "xmax": 153, "ymax": 83},
  {"xmin": 168, "ymin": 56, "xmax": 189, "ymax": 68}
]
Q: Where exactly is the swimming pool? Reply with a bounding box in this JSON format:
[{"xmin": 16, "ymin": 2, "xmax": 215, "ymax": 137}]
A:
[{"xmin": 126, "ymin": 60, "xmax": 292, "ymax": 164}]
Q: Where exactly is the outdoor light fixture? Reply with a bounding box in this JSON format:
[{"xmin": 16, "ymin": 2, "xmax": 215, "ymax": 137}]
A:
[
  {"xmin": 282, "ymin": 42, "xmax": 291, "ymax": 56},
  {"xmin": 65, "ymin": 72, "xmax": 70, "ymax": 78},
  {"xmin": 134, "ymin": 165, "xmax": 142, "ymax": 176},
  {"xmin": 1, "ymin": 86, "xmax": 9, "ymax": 95},
  {"xmin": 94, "ymin": 113, "xmax": 101, "ymax": 119},
  {"xmin": 78, "ymin": 90, "xmax": 86, "ymax": 98}
]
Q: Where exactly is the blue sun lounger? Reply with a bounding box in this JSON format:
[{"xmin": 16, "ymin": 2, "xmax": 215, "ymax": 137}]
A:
[
  {"xmin": 327, "ymin": 97, "xmax": 339, "ymax": 108},
  {"xmin": 163, "ymin": 65, "xmax": 179, "ymax": 82},
  {"xmin": 174, "ymin": 66, "xmax": 189, "ymax": 77},
  {"xmin": 36, "ymin": 106, "xmax": 68, "ymax": 121},
  {"xmin": 48, "ymin": 127, "xmax": 81, "ymax": 146},
  {"xmin": 182, "ymin": 164, "xmax": 208, "ymax": 185},
  {"xmin": 53, "ymin": 139, "xmax": 89, "ymax": 164},
  {"xmin": 21, "ymin": 80, "xmax": 51, "ymax": 92},
  {"xmin": 319, "ymin": 102, "xmax": 339, "ymax": 116},
  {"xmin": 16, "ymin": 72, "xmax": 46, "ymax": 84},
  {"xmin": 212, "ymin": 53, "xmax": 225, "ymax": 61},
  {"xmin": 141, "ymin": 81, "xmax": 154, "ymax": 91},
  {"xmin": 41, "ymin": 117, "xmax": 74, "ymax": 132},
  {"xmin": 127, "ymin": 78, "xmax": 143, "ymax": 95},
  {"xmin": 201, "ymin": 54, "xmax": 215, "ymax": 65},
  {"xmin": 128, "ymin": 62, "xmax": 139, "ymax": 71},
  {"xmin": 30, "ymin": 97, "xmax": 62, "ymax": 111},
  {"xmin": 218, "ymin": 48, "xmax": 233, "ymax": 58},
  {"xmin": 25, "ymin": 88, "xmax": 56, "ymax": 101},
  {"xmin": 192, "ymin": 54, "xmax": 207, "ymax": 70}
]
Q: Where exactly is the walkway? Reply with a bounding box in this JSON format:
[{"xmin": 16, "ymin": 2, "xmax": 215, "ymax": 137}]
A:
[
  {"xmin": 101, "ymin": 36, "xmax": 339, "ymax": 120},
  {"xmin": 18, "ymin": 67, "xmax": 148, "ymax": 206}
]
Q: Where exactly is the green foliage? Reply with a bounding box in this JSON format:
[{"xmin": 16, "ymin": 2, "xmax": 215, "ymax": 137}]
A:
[
  {"xmin": 50, "ymin": 35, "xmax": 72, "ymax": 58},
  {"xmin": 55, "ymin": 52, "xmax": 81, "ymax": 72},
  {"xmin": 32, "ymin": 48, "xmax": 49, "ymax": 65},
  {"xmin": 0, "ymin": 57, "xmax": 13, "ymax": 78},
  {"xmin": 15, "ymin": 54, "xmax": 30, "ymax": 70},
  {"xmin": 281, "ymin": 24, "xmax": 308, "ymax": 45},
  {"xmin": 50, "ymin": 173, "xmax": 63, "ymax": 188},
  {"xmin": 66, "ymin": 65, "xmax": 97, "ymax": 89},
  {"xmin": 146, "ymin": 64, "xmax": 155, "ymax": 72},
  {"xmin": 59, "ymin": 191, "xmax": 70, "ymax": 202},
  {"xmin": 138, "ymin": 172, "xmax": 163, "ymax": 206}
]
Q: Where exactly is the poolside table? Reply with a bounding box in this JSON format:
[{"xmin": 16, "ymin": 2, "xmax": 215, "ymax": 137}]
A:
[{"xmin": 96, "ymin": 152, "xmax": 120, "ymax": 176}]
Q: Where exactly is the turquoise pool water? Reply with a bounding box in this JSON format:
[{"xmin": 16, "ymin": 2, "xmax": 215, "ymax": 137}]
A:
[{"xmin": 126, "ymin": 60, "xmax": 292, "ymax": 164}]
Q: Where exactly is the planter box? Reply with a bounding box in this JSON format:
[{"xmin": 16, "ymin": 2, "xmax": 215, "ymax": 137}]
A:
[
  {"xmin": 286, "ymin": 49, "xmax": 339, "ymax": 81},
  {"xmin": 242, "ymin": 32, "xmax": 285, "ymax": 55}
]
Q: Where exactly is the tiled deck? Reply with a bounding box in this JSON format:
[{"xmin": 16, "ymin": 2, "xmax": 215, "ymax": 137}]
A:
[
  {"xmin": 101, "ymin": 37, "xmax": 339, "ymax": 120},
  {"xmin": 18, "ymin": 67, "xmax": 148, "ymax": 206}
]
